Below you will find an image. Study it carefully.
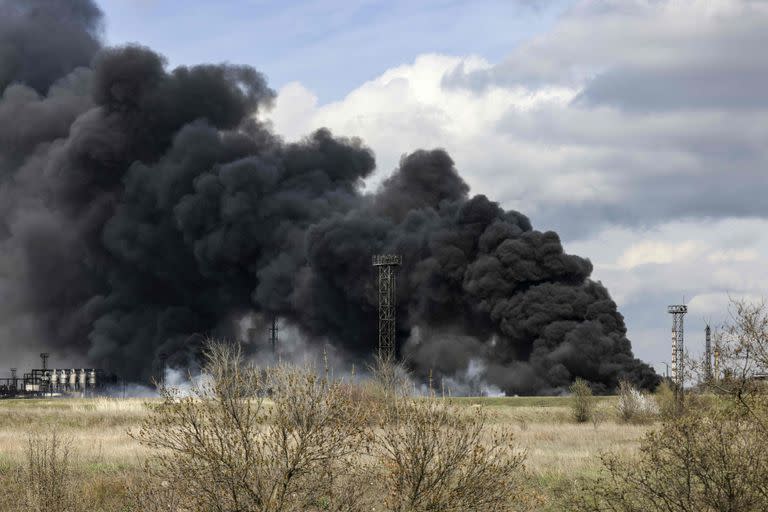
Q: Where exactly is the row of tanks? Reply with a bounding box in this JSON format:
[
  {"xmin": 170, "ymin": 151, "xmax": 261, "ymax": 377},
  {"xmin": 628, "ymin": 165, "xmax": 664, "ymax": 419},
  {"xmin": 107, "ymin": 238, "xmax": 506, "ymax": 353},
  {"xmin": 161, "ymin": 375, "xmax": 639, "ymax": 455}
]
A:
[
  {"xmin": 0, "ymin": 354, "xmax": 117, "ymax": 397},
  {"xmin": 26, "ymin": 368, "xmax": 99, "ymax": 393}
]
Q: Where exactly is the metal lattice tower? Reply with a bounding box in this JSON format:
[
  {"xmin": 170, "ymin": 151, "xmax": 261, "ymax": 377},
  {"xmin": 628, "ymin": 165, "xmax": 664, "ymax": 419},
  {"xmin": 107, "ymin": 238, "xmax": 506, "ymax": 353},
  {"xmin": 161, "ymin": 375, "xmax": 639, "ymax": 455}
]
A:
[
  {"xmin": 269, "ymin": 317, "xmax": 278, "ymax": 355},
  {"xmin": 714, "ymin": 337, "xmax": 721, "ymax": 383},
  {"xmin": 704, "ymin": 324, "xmax": 712, "ymax": 382},
  {"xmin": 668, "ymin": 305, "xmax": 687, "ymax": 389},
  {"xmin": 373, "ymin": 254, "xmax": 402, "ymax": 361},
  {"xmin": 40, "ymin": 353, "xmax": 49, "ymax": 371}
]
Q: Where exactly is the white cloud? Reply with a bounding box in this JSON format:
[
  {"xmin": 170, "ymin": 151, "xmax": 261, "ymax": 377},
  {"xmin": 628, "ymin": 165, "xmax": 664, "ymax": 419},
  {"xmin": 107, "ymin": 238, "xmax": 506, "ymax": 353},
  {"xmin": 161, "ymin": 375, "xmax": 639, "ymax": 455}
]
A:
[
  {"xmin": 260, "ymin": 0, "xmax": 768, "ymax": 366},
  {"xmin": 262, "ymin": 0, "xmax": 768, "ymax": 237},
  {"xmin": 617, "ymin": 240, "xmax": 701, "ymax": 269},
  {"xmin": 707, "ymin": 249, "xmax": 759, "ymax": 264}
]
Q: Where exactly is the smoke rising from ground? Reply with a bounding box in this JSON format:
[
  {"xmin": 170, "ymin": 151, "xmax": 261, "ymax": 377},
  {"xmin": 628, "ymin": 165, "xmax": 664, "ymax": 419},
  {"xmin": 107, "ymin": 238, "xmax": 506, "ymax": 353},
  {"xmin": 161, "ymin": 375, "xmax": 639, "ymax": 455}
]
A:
[{"xmin": 0, "ymin": 0, "xmax": 657, "ymax": 394}]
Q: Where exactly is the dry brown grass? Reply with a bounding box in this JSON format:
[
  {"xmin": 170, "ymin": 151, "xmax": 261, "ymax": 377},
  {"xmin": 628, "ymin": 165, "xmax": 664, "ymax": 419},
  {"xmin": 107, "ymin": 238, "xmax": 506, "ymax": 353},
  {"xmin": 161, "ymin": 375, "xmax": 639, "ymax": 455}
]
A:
[{"xmin": 0, "ymin": 391, "xmax": 651, "ymax": 511}]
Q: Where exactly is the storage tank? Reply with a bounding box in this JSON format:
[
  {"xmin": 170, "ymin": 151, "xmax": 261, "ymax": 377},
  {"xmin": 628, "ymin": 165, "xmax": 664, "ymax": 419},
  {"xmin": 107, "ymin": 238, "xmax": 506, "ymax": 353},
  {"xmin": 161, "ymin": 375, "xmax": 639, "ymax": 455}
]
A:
[
  {"xmin": 88, "ymin": 370, "xmax": 96, "ymax": 388},
  {"xmin": 50, "ymin": 370, "xmax": 59, "ymax": 388},
  {"xmin": 69, "ymin": 368, "xmax": 77, "ymax": 388},
  {"xmin": 42, "ymin": 371, "xmax": 50, "ymax": 394},
  {"xmin": 59, "ymin": 369, "xmax": 68, "ymax": 389},
  {"xmin": 78, "ymin": 369, "xmax": 86, "ymax": 389}
]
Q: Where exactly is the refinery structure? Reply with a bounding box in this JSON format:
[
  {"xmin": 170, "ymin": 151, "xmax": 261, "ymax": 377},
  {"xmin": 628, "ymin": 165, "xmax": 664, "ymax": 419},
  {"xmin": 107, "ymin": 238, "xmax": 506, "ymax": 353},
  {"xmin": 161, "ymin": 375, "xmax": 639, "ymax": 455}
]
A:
[
  {"xmin": 0, "ymin": 263, "xmax": 742, "ymax": 400},
  {"xmin": 0, "ymin": 353, "xmax": 116, "ymax": 398}
]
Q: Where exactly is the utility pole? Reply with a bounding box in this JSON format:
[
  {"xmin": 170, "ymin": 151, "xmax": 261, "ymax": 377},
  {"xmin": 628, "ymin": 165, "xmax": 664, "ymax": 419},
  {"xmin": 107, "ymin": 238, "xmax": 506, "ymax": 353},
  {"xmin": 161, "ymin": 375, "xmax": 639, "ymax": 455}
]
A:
[{"xmin": 269, "ymin": 317, "xmax": 278, "ymax": 355}]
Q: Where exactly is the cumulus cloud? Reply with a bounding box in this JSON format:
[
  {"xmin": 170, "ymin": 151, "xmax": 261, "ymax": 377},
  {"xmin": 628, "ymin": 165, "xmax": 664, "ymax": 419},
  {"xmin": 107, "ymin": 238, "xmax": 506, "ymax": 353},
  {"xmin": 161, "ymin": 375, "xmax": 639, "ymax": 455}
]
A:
[
  {"xmin": 265, "ymin": 0, "xmax": 768, "ymax": 239},
  {"xmin": 567, "ymin": 217, "xmax": 768, "ymax": 362},
  {"xmin": 262, "ymin": 0, "xmax": 768, "ymax": 367}
]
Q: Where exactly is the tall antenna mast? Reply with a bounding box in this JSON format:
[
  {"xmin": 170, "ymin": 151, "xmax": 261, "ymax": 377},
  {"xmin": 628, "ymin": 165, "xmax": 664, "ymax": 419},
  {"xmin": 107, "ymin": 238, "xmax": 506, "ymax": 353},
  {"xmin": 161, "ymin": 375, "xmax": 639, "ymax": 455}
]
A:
[
  {"xmin": 373, "ymin": 254, "xmax": 402, "ymax": 361},
  {"xmin": 40, "ymin": 353, "xmax": 49, "ymax": 371},
  {"xmin": 668, "ymin": 305, "xmax": 687, "ymax": 402}
]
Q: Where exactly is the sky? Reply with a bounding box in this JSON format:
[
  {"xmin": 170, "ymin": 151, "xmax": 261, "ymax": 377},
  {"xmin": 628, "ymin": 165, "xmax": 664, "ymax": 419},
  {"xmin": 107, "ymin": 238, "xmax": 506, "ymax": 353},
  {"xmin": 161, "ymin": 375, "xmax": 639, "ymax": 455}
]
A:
[{"xmin": 98, "ymin": 0, "xmax": 768, "ymax": 376}]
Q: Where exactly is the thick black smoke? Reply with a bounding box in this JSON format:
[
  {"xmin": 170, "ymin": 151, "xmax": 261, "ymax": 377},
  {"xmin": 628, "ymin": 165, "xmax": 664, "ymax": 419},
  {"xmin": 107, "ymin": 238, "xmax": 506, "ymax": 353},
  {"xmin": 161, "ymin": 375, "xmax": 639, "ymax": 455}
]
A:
[{"xmin": 0, "ymin": 0, "xmax": 658, "ymax": 394}]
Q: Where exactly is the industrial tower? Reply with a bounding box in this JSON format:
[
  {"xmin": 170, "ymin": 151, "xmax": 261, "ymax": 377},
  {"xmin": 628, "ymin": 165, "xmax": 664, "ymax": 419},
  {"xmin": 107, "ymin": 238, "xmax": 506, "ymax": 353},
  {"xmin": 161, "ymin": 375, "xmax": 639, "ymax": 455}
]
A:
[
  {"xmin": 714, "ymin": 335, "xmax": 721, "ymax": 383},
  {"xmin": 704, "ymin": 324, "xmax": 712, "ymax": 382},
  {"xmin": 269, "ymin": 317, "xmax": 278, "ymax": 355},
  {"xmin": 373, "ymin": 254, "xmax": 402, "ymax": 361},
  {"xmin": 668, "ymin": 305, "xmax": 687, "ymax": 390}
]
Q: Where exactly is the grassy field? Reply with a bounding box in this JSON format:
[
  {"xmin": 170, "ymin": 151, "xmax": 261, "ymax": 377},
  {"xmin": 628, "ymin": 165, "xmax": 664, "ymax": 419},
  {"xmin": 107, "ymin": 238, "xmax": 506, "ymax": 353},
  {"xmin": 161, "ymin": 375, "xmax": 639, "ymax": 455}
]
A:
[{"xmin": 0, "ymin": 395, "xmax": 651, "ymax": 510}]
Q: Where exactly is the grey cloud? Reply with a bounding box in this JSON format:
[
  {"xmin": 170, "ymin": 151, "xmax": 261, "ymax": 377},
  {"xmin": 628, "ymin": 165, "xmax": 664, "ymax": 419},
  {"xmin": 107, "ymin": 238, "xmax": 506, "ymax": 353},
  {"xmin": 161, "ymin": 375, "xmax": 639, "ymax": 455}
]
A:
[
  {"xmin": 574, "ymin": 63, "xmax": 768, "ymax": 112},
  {"xmin": 492, "ymin": 99, "xmax": 768, "ymax": 238},
  {"xmin": 442, "ymin": 0, "xmax": 768, "ymax": 98}
]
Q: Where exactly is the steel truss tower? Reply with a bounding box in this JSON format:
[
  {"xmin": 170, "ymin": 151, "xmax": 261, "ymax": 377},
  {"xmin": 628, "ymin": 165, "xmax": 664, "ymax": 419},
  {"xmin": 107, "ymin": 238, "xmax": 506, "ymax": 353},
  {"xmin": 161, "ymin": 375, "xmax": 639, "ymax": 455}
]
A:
[
  {"xmin": 704, "ymin": 324, "xmax": 712, "ymax": 382},
  {"xmin": 373, "ymin": 254, "xmax": 402, "ymax": 361},
  {"xmin": 668, "ymin": 305, "xmax": 687, "ymax": 389},
  {"xmin": 269, "ymin": 317, "xmax": 278, "ymax": 355}
]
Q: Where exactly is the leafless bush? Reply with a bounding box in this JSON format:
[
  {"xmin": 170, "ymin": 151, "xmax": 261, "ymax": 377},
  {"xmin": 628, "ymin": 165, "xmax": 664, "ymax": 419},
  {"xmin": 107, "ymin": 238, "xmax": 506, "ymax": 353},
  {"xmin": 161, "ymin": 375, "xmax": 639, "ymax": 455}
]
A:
[
  {"xmin": 572, "ymin": 298, "xmax": 768, "ymax": 511},
  {"xmin": 26, "ymin": 432, "xmax": 74, "ymax": 511},
  {"xmin": 6, "ymin": 432, "xmax": 76, "ymax": 512},
  {"xmin": 134, "ymin": 340, "xmax": 371, "ymax": 512},
  {"xmin": 375, "ymin": 393, "xmax": 529, "ymax": 512},
  {"xmin": 573, "ymin": 409, "xmax": 768, "ymax": 511},
  {"xmin": 570, "ymin": 378, "xmax": 595, "ymax": 423},
  {"xmin": 590, "ymin": 406, "xmax": 606, "ymax": 430},
  {"xmin": 132, "ymin": 339, "xmax": 540, "ymax": 511},
  {"xmin": 368, "ymin": 354, "xmax": 412, "ymax": 396},
  {"xmin": 129, "ymin": 474, "xmax": 184, "ymax": 512}
]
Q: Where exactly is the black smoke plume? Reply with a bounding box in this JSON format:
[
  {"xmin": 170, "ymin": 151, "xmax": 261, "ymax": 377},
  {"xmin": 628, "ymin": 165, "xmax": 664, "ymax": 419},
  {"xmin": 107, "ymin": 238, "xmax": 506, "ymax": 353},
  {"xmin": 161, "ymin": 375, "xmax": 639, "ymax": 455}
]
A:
[{"xmin": 0, "ymin": 0, "xmax": 657, "ymax": 394}]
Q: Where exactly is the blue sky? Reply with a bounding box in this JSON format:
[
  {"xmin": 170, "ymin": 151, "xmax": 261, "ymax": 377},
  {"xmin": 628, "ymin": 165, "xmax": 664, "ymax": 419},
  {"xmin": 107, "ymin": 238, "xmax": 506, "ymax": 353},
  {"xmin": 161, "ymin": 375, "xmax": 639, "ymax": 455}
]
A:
[{"xmin": 98, "ymin": 0, "xmax": 571, "ymax": 102}]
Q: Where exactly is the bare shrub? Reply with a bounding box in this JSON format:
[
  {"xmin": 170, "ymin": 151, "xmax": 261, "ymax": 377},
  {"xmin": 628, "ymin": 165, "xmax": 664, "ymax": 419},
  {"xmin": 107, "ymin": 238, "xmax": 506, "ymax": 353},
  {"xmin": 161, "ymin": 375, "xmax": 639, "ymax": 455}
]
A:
[
  {"xmin": 570, "ymin": 378, "xmax": 595, "ymax": 423},
  {"xmin": 129, "ymin": 474, "xmax": 184, "ymax": 512},
  {"xmin": 368, "ymin": 354, "xmax": 412, "ymax": 397},
  {"xmin": 134, "ymin": 339, "xmax": 536, "ymax": 511},
  {"xmin": 134, "ymin": 341, "xmax": 371, "ymax": 512},
  {"xmin": 572, "ymin": 299, "xmax": 768, "ymax": 511},
  {"xmin": 24, "ymin": 432, "xmax": 74, "ymax": 512},
  {"xmin": 590, "ymin": 406, "xmax": 606, "ymax": 430},
  {"xmin": 573, "ymin": 408, "xmax": 768, "ymax": 512},
  {"xmin": 616, "ymin": 380, "xmax": 658, "ymax": 423},
  {"xmin": 654, "ymin": 380, "xmax": 677, "ymax": 420},
  {"xmin": 375, "ymin": 394, "xmax": 529, "ymax": 512}
]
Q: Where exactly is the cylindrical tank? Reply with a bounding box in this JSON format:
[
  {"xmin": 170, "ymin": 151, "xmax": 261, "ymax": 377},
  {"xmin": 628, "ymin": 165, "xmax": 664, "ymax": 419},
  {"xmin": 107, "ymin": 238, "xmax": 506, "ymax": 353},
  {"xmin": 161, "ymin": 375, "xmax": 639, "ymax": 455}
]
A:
[
  {"xmin": 69, "ymin": 368, "xmax": 77, "ymax": 388},
  {"xmin": 59, "ymin": 369, "xmax": 68, "ymax": 389},
  {"xmin": 79, "ymin": 369, "xmax": 86, "ymax": 388},
  {"xmin": 50, "ymin": 370, "xmax": 59, "ymax": 387},
  {"xmin": 88, "ymin": 370, "xmax": 96, "ymax": 388}
]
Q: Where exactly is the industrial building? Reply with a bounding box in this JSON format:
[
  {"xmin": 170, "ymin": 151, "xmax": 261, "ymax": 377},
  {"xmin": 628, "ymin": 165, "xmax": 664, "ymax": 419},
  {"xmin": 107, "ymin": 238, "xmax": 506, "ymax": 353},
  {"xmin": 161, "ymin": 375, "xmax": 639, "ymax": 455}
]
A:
[{"xmin": 0, "ymin": 353, "xmax": 117, "ymax": 398}]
